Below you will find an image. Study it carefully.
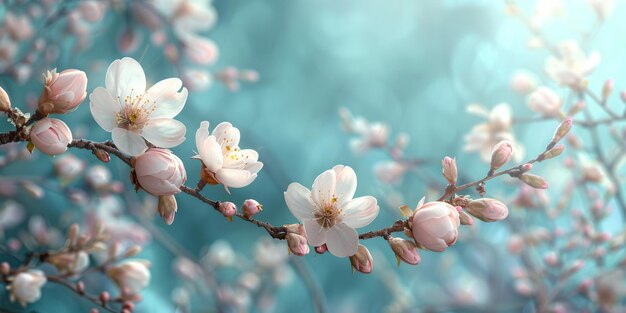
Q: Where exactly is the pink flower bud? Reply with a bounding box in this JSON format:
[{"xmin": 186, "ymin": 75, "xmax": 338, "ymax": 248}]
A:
[
  {"xmin": 441, "ymin": 156, "xmax": 457, "ymax": 185},
  {"xmin": 99, "ymin": 291, "xmax": 110, "ymax": 305},
  {"xmin": 38, "ymin": 69, "xmax": 87, "ymax": 114},
  {"xmin": 134, "ymin": 148, "xmax": 186, "ymax": 196},
  {"xmin": 410, "ymin": 201, "xmax": 460, "ymax": 252},
  {"xmin": 521, "ymin": 163, "xmax": 533, "ymax": 172},
  {"xmin": 218, "ymin": 202, "xmax": 237, "ymax": 219},
  {"xmin": 540, "ymin": 144, "xmax": 565, "ymax": 161},
  {"xmin": 519, "ymin": 173, "xmax": 549, "ymax": 189},
  {"xmin": 106, "ymin": 259, "xmax": 151, "ymax": 297},
  {"xmin": 549, "ymin": 118, "xmax": 572, "ymax": 148},
  {"xmin": 286, "ymin": 233, "xmax": 309, "ymax": 256},
  {"xmin": 0, "ymin": 86, "xmax": 10, "ymax": 111},
  {"xmin": 465, "ymin": 198, "xmax": 509, "ymax": 222},
  {"xmin": 490, "ymin": 140, "xmax": 513, "ymax": 172},
  {"xmin": 388, "ymin": 237, "xmax": 421, "ymax": 265},
  {"xmin": 543, "ymin": 251, "xmax": 559, "ymax": 267},
  {"xmin": 157, "ymin": 195, "xmax": 178, "ymax": 225},
  {"xmin": 349, "ymin": 244, "xmax": 373, "ymax": 274},
  {"xmin": 459, "ymin": 210, "xmax": 474, "ymax": 225},
  {"xmin": 242, "ymin": 199, "xmax": 262, "ymax": 218},
  {"xmin": 527, "ymin": 86, "xmax": 562, "ymax": 117},
  {"xmin": 30, "ymin": 118, "xmax": 72, "ymax": 155}
]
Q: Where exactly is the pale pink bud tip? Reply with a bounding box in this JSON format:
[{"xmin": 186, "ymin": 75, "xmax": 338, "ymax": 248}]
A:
[
  {"xmin": 157, "ymin": 195, "xmax": 178, "ymax": 225},
  {"xmin": 441, "ymin": 156, "xmax": 457, "ymax": 185},
  {"xmin": 465, "ymin": 198, "xmax": 509, "ymax": 222},
  {"xmin": 490, "ymin": 140, "xmax": 513, "ymax": 172},
  {"xmin": 242, "ymin": 199, "xmax": 262, "ymax": 218},
  {"xmin": 0, "ymin": 86, "xmax": 10, "ymax": 111},
  {"xmin": 388, "ymin": 237, "xmax": 421, "ymax": 266},
  {"xmin": 349, "ymin": 244, "xmax": 373, "ymax": 274},
  {"xmin": 30, "ymin": 118, "xmax": 72, "ymax": 155},
  {"xmin": 286, "ymin": 233, "xmax": 309, "ymax": 256},
  {"xmin": 549, "ymin": 118, "xmax": 572, "ymax": 148},
  {"xmin": 218, "ymin": 202, "xmax": 237, "ymax": 218},
  {"xmin": 519, "ymin": 173, "xmax": 549, "ymax": 189},
  {"xmin": 38, "ymin": 69, "xmax": 88, "ymax": 115},
  {"xmin": 134, "ymin": 148, "xmax": 186, "ymax": 196}
]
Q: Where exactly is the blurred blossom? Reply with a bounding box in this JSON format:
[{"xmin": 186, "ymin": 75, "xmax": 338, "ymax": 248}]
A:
[
  {"xmin": 8, "ymin": 269, "xmax": 46, "ymax": 307},
  {"xmin": 204, "ymin": 239, "xmax": 236, "ymax": 267},
  {"xmin": 374, "ymin": 160, "xmax": 407, "ymax": 185},
  {"xmin": 106, "ymin": 259, "xmax": 151, "ymax": 297},
  {"xmin": 464, "ymin": 103, "xmax": 524, "ymax": 162},
  {"xmin": 510, "ymin": 70, "xmax": 538, "ymax": 94},
  {"xmin": 545, "ymin": 40, "xmax": 601, "ymax": 91}
]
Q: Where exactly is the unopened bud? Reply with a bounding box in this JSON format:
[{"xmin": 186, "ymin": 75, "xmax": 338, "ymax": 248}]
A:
[
  {"xmin": 602, "ymin": 79, "xmax": 613, "ymax": 100},
  {"xmin": 76, "ymin": 281, "xmax": 85, "ymax": 294},
  {"xmin": 123, "ymin": 245, "xmax": 142, "ymax": 258},
  {"xmin": 349, "ymin": 244, "xmax": 373, "ymax": 274},
  {"xmin": 490, "ymin": 141, "xmax": 513, "ymax": 172},
  {"xmin": 1, "ymin": 262, "xmax": 10, "ymax": 275},
  {"xmin": 242, "ymin": 199, "xmax": 262, "ymax": 218},
  {"xmin": 99, "ymin": 291, "xmax": 110, "ymax": 306},
  {"xmin": 218, "ymin": 202, "xmax": 237, "ymax": 221},
  {"xmin": 465, "ymin": 198, "xmax": 509, "ymax": 222},
  {"xmin": 94, "ymin": 149, "xmax": 110, "ymax": 163},
  {"xmin": 388, "ymin": 237, "xmax": 420, "ymax": 266},
  {"xmin": 284, "ymin": 223, "xmax": 305, "ymax": 236},
  {"xmin": 459, "ymin": 210, "xmax": 474, "ymax": 225},
  {"xmin": 548, "ymin": 118, "xmax": 572, "ymax": 149},
  {"xmin": 286, "ymin": 233, "xmax": 309, "ymax": 256},
  {"xmin": 540, "ymin": 144, "xmax": 565, "ymax": 161},
  {"xmin": 543, "ymin": 251, "xmax": 559, "ymax": 267},
  {"xmin": 521, "ymin": 163, "xmax": 533, "ymax": 172},
  {"xmin": 67, "ymin": 223, "xmax": 79, "ymax": 246},
  {"xmin": 157, "ymin": 195, "xmax": 177, "ymax": 225},
  {"xmin": 0, "ymin": 86, "xmax": 10, "ymax": 112},
  {"xmin": 519, "ymin": 173, "xmax": 548, "ymax": 189},
  {"xmin": 441, "ymin": 156, "xmax": 457, "ymax": 185}
]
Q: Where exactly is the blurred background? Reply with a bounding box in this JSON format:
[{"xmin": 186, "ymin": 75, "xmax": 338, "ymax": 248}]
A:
[{"xmin": 0, "ymin": 0, "xmax": 625, "ymax": 312}]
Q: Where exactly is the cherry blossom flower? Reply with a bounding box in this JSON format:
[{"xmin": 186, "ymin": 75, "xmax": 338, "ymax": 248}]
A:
[
  {"xmin": 89, "ymin": 57, "xmax": 188, "ymax": 156},
  {"xmin": 106, "ymin": 259, "xmax": 151, "ymax": 297},
  {"xmin": 8, "ymin": 269, "xmax": 47, "ymax": 307},
  {"xmin": 545, "ymin": 40, "xmax": 601, "ymax": 91},
  {"xmin": 284, "ymin": 165, "xmax": 379, "ymax": 257},
  {"xmin": 464, "ymin": 103, "xmax": 524, "ymax": 162},
  {"xmin": 194, "ymin": 121, "xmax": 263, "ymax": 191}
]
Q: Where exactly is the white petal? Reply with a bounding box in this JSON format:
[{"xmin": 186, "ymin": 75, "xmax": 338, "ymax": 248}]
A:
[
  {"xmin": 199, "ymin": 135, "xmax": 223, "ymax": 172},
  {"xmin": 105, "ymin": 57, "xmax": 146, "ymax": 98},
  {"xmin": 246, "ymin": 161, "xmax": 263, "ymax": 174},
  {"xmin": 341, "ymin": 196, "xmax": 380, "ymax": 229},
  {"xmin": 142, "ymin": 118, "xmax": 186, "ymax": 148},
  {"xmin": 89, "ymin": 87, "xmax": 119, "ymax": 132},
  {"xmin": 146, "ymin": 78, "xmax": 187, "ymax": 119},
  {"xmin": 112, "ymin": 128, "xmax": 148, "ymax": 156},
  {"xmin": 325, "ymin": 223, "xmax": 358, "ymax": 258},
  {"xmin": 332, "ymin": 165, "xmax": 356, "ymax": 207},
  {"xmin": 303, "ymin": 219, "xmax": 328, "ymax": 247},
  {"xmin": 284, "ymin": 183, "xmax": 316, "ymax": 220},
  {"xmin": 311, "ymin": 170, "xmax": 336, "ymax": 208},
  {"xmin": 195, "ymin": 121, "xmax": 210, "ymax": 156},
  {"xmin": 215, "ymin": 169, "xmax": 256, "ymax": 188},
  {"xmin": 212, "ymin": 122, "xmax": 240, "ymax": 150}
]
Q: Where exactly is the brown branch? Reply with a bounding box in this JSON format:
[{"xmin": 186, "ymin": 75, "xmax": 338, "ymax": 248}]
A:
[{"xmin": 45, "ymin": 275, "xmax": 120, "ymax": 313}]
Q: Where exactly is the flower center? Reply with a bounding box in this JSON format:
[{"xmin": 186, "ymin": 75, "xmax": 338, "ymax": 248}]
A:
[
  {"xmin": 314, "ymin": 197, "xmax": 342, "ymax": 229},
  {"xmin": 115, "ymin": 90, "xmax": 156, "ymax": 132}
]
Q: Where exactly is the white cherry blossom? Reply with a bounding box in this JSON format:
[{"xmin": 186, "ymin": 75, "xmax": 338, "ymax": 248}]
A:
[
  {"xmin": 194, "ymin": 121, "xmax": 263, "ymax": 191},
  {"xmin": 89, "ymin": 57, "xmax": 188, "ymax": 156},
  {"xmin": 284, "ymin": 165, "xmax": 379, "ymax": 258},
  {"xmin": 545, "ymin": 40, "xmax": 600, "ymax": 91}
]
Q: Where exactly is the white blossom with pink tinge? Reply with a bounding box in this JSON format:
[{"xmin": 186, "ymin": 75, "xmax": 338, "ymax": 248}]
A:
[
  {"xmin": 545, "ymin": 40, "xmax": 600, "ymax": 90},
  {"xmin": 464, "ymin": 103, "xmax": 525, "ymax": 163},
  {"xmin": 194, "ymin": 121, "xmax": 263, "ymax": 190},
  {"xmin": 89, "ymin": 57, "xmax": 188, "ymax": 156},
  {"xmin": 284, "ymin": 165, "xmax": 379, "ymax": 258}
]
